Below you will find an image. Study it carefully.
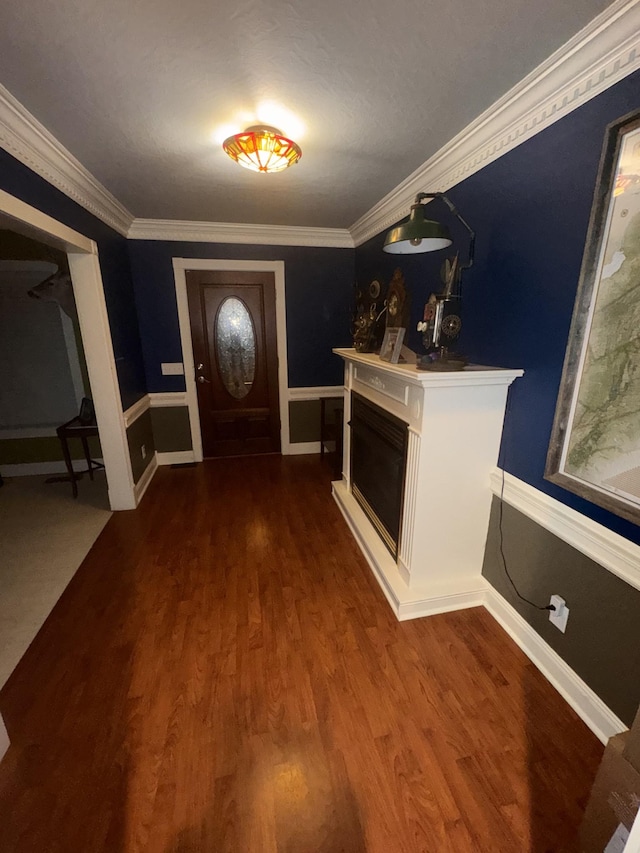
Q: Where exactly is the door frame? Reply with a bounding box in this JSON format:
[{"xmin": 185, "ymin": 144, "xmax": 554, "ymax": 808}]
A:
[
  {"xmin": 172, "ymin": 258, "xmax": 291, "ymax": 460},
  {"xmin": 0, "ymin": 188, "xmax": 136, "ymax": 509}
]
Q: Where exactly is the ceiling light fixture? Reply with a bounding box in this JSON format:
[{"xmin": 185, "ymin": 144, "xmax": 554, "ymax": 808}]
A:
[{"xmin": 222, "ymin": 125, "xmax": 302, "ymax": 173}]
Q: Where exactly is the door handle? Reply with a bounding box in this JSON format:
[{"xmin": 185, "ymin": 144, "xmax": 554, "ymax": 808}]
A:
[{"xmin": 197, "ymin": 375, "xmax": 211, "ymax": 384}]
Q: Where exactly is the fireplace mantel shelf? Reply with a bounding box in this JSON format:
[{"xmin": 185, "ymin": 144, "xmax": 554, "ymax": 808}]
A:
[
  {"xmin": 332, "ymin": 348, "xmax": 523, "ymax": 388},
  {"xmin": 332, "ymin": 348, "xmax": 523, "ymax": 621}
]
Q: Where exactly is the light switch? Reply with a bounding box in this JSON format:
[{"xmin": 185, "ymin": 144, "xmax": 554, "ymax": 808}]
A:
[{"xmin": 161, "ymin": 362, "xmax": 184, "ymax": 376}]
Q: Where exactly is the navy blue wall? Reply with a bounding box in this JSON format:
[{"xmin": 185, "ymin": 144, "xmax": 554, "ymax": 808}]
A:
[
  {"xmin": 126, "ymin": 241, "xmax": 355, "ymax": 391},
  {"xmin": 356, "ymin": 69, "xmax": 640, "ymax": 545},
  {"xmin": 0, "ymin": 149, "xmax": 147, "ymax": 410}
]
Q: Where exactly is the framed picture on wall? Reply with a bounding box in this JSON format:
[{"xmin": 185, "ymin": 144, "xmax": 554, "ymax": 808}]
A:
[
  {"xmin": 545, "ymin": 108, "xmax": 640, "ymax": 524},
  {"xmin": 379, "ymin": 327, "xmax": 406, "ymax": 363}
]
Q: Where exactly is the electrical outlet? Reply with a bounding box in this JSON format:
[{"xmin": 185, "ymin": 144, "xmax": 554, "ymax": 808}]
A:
[
  {"xmin": 549, "ymin": 594, "xmax": 569, "ymax": 633},
  {"xmin": 141, "ymin": 444, "xmax": 146, "ymax": 460}
]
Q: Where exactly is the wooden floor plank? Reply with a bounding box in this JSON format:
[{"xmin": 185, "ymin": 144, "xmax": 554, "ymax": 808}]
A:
[{"xmin": 0, "ymin": 455, "xmax": 602, "ymax": 851}]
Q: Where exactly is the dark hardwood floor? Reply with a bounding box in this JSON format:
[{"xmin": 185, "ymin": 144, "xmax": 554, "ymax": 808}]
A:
[{"xmin": 0, "ymin": 456, "xmax": 602, "ymax": 852}]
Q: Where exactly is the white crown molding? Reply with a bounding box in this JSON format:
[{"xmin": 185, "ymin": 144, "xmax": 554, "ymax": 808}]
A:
[
  {"xmin": 128, "ymin": 218, "xmax": 354, "ymax": 249},
  {"xmin": 350, "ymin": 0, "xmax": 640, "ymax": 246},
  {"xmin": 490, "ymin": 468, "xmax": 640, "ymax": 592},
  {"xmin": 0, "ymin": 84, "xmax": 134, "ymax": 237},
  {"xmin": 288, "ymin": 385, "xmax": 344, "ymax": 401},
  {"xmin": 484, "ymin": 587, "xmax": 626, "ymax": 744}
]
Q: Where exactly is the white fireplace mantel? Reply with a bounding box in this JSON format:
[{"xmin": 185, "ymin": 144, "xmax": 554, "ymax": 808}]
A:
[{"xmin": 332, "ymin": 348, "xmax": 523, "ymax": 621}]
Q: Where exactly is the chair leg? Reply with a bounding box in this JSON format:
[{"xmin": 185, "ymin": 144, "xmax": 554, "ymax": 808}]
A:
[{"xmin": 81, "ymin": 436, "xmax": 94, "ymax": 480}]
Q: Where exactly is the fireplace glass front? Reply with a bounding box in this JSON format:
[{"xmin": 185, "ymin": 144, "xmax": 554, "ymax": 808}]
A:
[{"xmin": 349, "ymin": 392, "xmax": 408, "ymax": 558}]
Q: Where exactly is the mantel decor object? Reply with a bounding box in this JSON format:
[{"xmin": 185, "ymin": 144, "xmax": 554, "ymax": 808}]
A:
[
  {"xmin": 352, "ymin": 278, "xmax": 387, "ymax": 353},
  {"xmin": 384, "ymin": 192, "xmax": 475, "ymax": 371}
]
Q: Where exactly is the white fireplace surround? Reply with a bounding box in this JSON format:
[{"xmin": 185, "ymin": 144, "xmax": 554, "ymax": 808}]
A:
[{"xmin": 332, "ymin": 349, "xmax": 523, "ymax": 620}]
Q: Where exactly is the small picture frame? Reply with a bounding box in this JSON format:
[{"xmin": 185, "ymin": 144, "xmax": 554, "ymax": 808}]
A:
[{"xmin": 379, "ymin": 327, "xmax": 406, "ymax": 363}]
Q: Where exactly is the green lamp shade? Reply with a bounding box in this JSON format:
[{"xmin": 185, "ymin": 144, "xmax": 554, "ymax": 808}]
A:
[{"xmin": 383, "ymin": 205, "xmax": 452, "ymax": 254}]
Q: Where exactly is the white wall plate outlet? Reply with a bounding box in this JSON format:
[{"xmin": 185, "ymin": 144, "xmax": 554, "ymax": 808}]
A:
[{"xmin": 549, "ymin": 594, "xmax": 569, "ymax": 633}]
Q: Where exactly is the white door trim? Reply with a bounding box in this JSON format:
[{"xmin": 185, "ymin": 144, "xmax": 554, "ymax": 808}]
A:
[
  {"xmin": 172, "ymin": 258, "xmax": 291, "ymax": 459},
  {"xmin": 0, "ymin": 188, "xmax": 135, "ymax": 510}
]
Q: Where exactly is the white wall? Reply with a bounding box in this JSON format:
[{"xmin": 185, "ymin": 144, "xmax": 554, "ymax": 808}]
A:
[{"xmin": 0, "ymin": 260, "xmax": 83, "ymax": 433}]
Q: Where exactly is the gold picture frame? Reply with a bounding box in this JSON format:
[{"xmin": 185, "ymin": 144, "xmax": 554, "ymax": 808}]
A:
[{"xmin": 545, "ymin": 108, "xmax": 640, "ymax": 523}]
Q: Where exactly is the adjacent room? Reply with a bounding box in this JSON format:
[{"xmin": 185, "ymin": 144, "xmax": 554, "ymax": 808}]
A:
[
  {"xmin": 0, "ymin": 0, "xmax": 639, "ymax": 850},
  {"xmin": 0, "ymin": 229, "xmax": 111, "ymax": 687}
]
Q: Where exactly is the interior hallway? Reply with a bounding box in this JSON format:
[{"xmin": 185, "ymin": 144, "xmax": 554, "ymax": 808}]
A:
[{"xmin": 0, "ymin": 456, "xmax": 603, "ymax": 851}]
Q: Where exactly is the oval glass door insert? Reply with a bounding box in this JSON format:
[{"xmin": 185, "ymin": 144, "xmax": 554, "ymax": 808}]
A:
[{"xmin": 215, "ymin": 297, "xmax": 256, "ymax": 399}]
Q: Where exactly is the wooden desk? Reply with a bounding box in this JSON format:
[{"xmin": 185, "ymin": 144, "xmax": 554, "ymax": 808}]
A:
[{"xmin": 54, "ymin": 416, "xmax": 104, "ymax": 498}]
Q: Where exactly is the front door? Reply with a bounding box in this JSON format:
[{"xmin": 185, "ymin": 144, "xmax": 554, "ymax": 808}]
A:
[{"xmin": 186, "ymin": 269, "xmax": 281, "ymax": 457}]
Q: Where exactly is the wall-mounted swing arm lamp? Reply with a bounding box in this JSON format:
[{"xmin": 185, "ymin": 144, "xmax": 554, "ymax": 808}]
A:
[
  {"xmin": 383, "ymin": 193, "xmax": 476, "ymax": 370},
  {"xmin": 383, "ymin": 192, "xmax": 475, "ymax": 266}
]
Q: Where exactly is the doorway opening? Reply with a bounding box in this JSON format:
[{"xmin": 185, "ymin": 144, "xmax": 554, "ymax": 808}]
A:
[
  {"xmin": 0, "ymin": 188, "xmax": 135, "ymax": 509},
  {"xmin": 173, "ymin": 259, "xmax": 291, "ymax": 460}
]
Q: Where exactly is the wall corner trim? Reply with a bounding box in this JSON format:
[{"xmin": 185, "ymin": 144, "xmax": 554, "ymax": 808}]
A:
[
  {"xmin": 286, "ymin": 441, "xmax": 322, "ymax": 455},
  {"xmin": 288, "ymin": 385, "xmax": 344, "ymax": 401},
  {"xmin": 0, "ymin": 84, "xmax": 134, "ymax": 236},
  {"xmin": 484, "ymin": 586, "xmax": 627, "ymax": 744},
  {"xmin": 148, "ymin": 391, "xmax": 188, "ymax": 408},
  {"xmin": 133, "ymin": 453, "xmax": 158, "ymax": 504},
  {"xmin": 349, "ymin": 0, "xmax": 640, "ymax": 246},
  {"xmin": 490, "ymin": 468, "xmax": 640, "ymax": 592},
  {"xmin": 123, "ymin": 394, "xmax": 151, "ymax": 427},
  {"xmin": 128, "ymin": 219, "xmax": 354, "ymax": 249},
  {"xmin": 156, "ymin": 450, "xmax": 196, "ymax": 466}
]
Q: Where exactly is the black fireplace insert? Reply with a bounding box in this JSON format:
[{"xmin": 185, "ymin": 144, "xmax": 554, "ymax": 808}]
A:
[{"xmin": 349, "ymin": 392, "xmax": 408, "ymax": 558}]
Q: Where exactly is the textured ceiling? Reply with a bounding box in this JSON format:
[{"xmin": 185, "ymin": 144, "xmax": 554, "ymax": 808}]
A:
[{"xmin": 0, "ymin": 0, "xmax": 612, "ymax": 228}]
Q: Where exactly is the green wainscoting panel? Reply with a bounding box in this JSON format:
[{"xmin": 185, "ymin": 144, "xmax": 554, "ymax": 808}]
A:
[
  {"xmin": 150, "ymin": 407, "xmax": 192, "ymax": 453},
  {"xmin": 482, "ymin": 497, "xmax": 640, "ymax": 726},
  {"xmin": 0, "ymin": 434, "xmax": 101, "ymax": 465},
  {"xmin": 289, "ymin": 400, "xmax": 321, "ymax": 444},
  {"xmin": 126, "ymin": 408, "xmax": 155, "ymax": 484}
]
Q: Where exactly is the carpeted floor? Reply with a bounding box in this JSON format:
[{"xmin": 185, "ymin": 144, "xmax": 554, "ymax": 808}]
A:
[{"xmin": 0, "ymin": 472, "xmax": 111, "ymax": 688}]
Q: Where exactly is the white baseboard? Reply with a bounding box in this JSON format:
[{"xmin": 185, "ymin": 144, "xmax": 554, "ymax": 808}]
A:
[
  {"xmin": 286, "ymin": 441, "xmax": 321, "ymax": 455},
  {"xmin": 156, "ymin": 450, "xmax": 195, "ymax": 466},
  {"xmin": 399, "ymin": 588, "xmax": 488, "ymax": 621},
  {"xmin": 333, "ymin": 479, "xmax": 487, "ymax": 621},
  {"xmin": 0, "ymin": 460, "xmax": 104, "ymax": 477},
  {"xmin": 134, "ymin": 453, "xmax": 158, "ymax": 504},
  {"xmin": 0, "ymin": 714, "xmax": 8, "ymax": 763},
  {"xmin": 484, "ymin": 586, "xmax": 627, "ymax": 744},
  {"xmin": 333, "ymin": 471, "xmax": 627, "ymax": 744}
]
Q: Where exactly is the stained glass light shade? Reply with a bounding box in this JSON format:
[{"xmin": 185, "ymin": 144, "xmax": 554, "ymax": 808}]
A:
[{"xmin": 222, "ymin": 125, "xmax": 302, "ymax": 173}]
